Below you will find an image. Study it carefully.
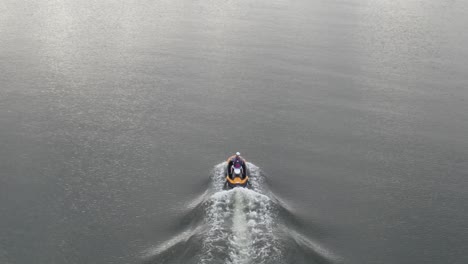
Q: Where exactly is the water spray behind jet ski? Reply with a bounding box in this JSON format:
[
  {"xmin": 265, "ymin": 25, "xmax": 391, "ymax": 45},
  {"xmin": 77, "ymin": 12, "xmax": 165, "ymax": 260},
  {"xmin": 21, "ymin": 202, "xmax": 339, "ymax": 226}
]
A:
[{"xmin": 142, "ymin": 162, "xmax": 340, "ymax": 264}]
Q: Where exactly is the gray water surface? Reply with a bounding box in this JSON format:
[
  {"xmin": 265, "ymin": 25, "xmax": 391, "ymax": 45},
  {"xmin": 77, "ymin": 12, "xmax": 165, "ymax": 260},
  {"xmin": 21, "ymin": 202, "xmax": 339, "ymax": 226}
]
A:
[{"xmin": 1, "ymin": 0, "xmax": 468, "ymax": 263}]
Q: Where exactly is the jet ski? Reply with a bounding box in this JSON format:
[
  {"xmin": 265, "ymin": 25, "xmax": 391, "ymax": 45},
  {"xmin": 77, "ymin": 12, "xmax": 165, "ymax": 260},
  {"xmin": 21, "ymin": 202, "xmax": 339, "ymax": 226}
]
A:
[{"xmin": 224, "ymin": 155, "xmax": 249, "ymax": 189}]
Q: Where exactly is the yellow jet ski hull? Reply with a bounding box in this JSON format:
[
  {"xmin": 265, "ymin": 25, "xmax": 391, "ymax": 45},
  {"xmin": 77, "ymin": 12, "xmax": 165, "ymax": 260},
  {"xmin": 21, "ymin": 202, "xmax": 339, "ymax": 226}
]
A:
[{"xmin": 225, "ymin": 176, "xmax": 249, "ymax": 188}]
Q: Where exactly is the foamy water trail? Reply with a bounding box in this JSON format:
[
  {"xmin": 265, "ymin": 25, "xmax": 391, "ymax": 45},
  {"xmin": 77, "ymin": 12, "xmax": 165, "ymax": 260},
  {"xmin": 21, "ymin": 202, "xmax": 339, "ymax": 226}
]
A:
[
  {"xmin": 229, "ymin": 190, "xmax": 250, "ymax": 263},
  {"xmin": 201, "ymin": 188, "xmax": 280, "ymax": 264},
  {"xmin": 143, "ymin": 162, "xmax": 339, "ymax": 264},
  {"xmin": 199, "ymin": 162, "xmax": 281, "ymax": 264}
]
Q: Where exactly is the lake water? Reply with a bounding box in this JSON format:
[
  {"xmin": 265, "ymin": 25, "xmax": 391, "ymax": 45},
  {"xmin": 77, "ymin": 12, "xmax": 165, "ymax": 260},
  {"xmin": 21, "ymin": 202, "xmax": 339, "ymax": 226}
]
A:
[{"xmin": 1, "ymin": 0, "xmax": 467, "ymax": 263}]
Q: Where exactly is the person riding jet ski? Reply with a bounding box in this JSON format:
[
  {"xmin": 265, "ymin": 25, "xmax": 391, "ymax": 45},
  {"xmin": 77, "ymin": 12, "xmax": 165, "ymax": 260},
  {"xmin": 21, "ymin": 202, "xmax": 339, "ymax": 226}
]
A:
[
  {"xmin": 225, "ymin": 152, "xmax": 249, "ymax": 189},
  {"xmin": 227, "ymin": 152, "xmax": 247, "ymax": 179}
]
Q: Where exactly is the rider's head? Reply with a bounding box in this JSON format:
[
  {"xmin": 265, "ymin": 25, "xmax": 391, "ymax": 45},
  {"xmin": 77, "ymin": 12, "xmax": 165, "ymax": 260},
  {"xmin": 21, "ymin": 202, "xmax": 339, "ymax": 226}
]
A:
[{"xmin": 236, "ymin": 152, "xmax": 241, "ymax": 156}]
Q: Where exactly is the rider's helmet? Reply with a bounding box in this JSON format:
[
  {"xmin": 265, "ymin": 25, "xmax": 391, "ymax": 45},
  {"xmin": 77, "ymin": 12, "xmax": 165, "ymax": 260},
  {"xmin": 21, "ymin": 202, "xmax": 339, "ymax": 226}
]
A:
[{"xmin": 236, "ymin": 152, "xmax": 241, "ymax": 156}]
